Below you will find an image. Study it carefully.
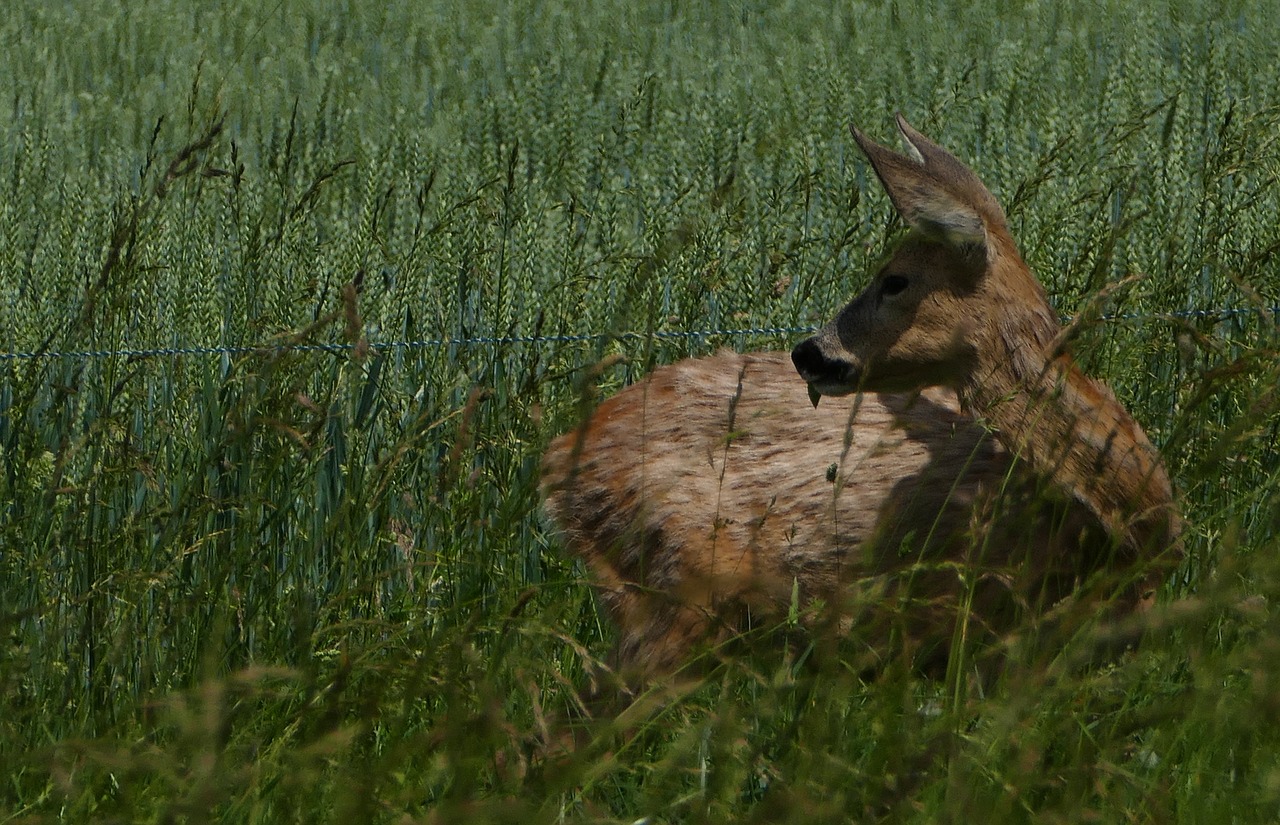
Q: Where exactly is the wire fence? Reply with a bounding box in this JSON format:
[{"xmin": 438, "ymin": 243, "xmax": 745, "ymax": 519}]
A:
[{"xmin": 0, "ymin": 306, "xmax": 1275, "ymax": 363}]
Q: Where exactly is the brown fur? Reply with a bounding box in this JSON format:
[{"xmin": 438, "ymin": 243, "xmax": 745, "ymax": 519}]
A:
[{"xmin": 541, "ymin": 115, "xmax": 1181, "ymax": 685}]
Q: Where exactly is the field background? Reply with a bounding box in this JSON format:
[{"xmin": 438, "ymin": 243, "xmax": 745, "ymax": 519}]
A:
[{"xmin": 2, "ymin": 0, "xmax": 1280, "ymax": 821}]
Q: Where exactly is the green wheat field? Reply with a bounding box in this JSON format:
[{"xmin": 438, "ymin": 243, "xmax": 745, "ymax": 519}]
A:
[{"xmin": 2, "ymin": 0, "xmax": 1279, "ymax": 821}]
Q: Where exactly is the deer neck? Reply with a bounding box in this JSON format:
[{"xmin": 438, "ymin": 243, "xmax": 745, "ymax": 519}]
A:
[{"xmin": 958, "ymin": 320, "xmax": 1179, "ymax": 565}]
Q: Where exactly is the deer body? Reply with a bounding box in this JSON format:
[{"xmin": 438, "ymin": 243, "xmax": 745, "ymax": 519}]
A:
[
  {"xmin": 541, "ymin": 116, "xmax": 1180, "ymax": 682},
  {"xmin": 543, "ymin": 351, "xmax": 1107, "ymax": 678}
]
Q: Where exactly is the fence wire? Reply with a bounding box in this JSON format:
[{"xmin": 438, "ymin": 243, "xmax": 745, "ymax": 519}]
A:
[{"xmin": 0, "ymin": 306, "xmax": 1275, "ymax": 363}]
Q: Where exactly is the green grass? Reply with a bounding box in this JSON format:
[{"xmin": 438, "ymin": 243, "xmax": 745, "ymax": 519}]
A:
[{"xmin": 1, "ymin": 0, "xmax": 1279, "ymax": 821}]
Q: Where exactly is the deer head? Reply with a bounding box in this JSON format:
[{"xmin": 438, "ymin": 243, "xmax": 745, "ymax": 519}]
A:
[{"xmin": 792, "ymin": 114, "xmax": 1059, "ymax": 402}]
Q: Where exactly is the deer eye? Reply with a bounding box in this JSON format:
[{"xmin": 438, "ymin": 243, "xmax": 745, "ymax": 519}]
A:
[{"xmin": 880, "ymin": 274, "xmax": 909, "ymax": 297}]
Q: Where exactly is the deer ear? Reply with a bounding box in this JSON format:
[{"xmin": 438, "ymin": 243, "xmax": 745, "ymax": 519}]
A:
[
  {"xmin": 898, "ymin": 186, "xmax": 988, "ymax": 250},
  {"xmin": 851, "ymin": 119, "xmax": 992, "ymax": 255}
]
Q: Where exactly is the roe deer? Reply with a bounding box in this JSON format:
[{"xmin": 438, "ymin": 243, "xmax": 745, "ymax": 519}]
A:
[{"xmin": 540, "ymin": 115, "xmax": 1181, "ymax": 684}]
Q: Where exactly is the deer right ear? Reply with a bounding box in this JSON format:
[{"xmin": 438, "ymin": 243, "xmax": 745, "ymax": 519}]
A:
[{"xmin": 851, "ymin": 123, "xmax": 989, "ymax": 258}]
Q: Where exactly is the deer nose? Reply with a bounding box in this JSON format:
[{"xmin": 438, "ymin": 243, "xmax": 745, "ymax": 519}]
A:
[{"xmin": 791, "ymin": 337, "xmax": 841, "ymax": 384}]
